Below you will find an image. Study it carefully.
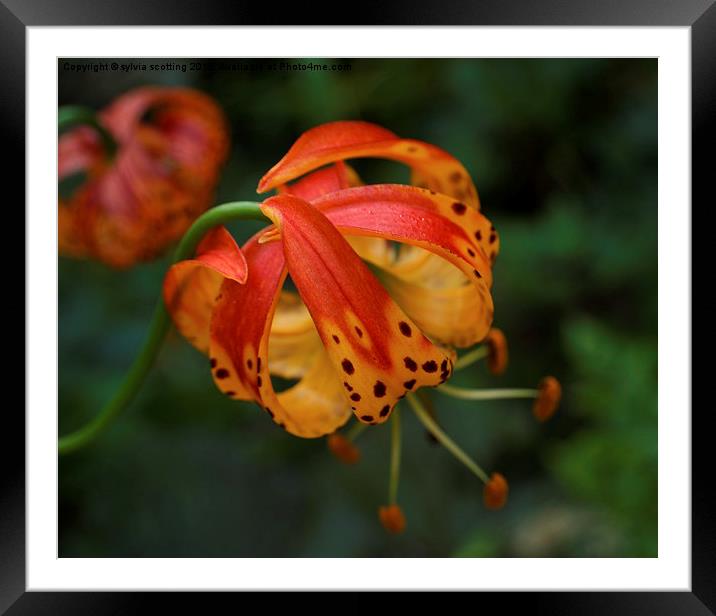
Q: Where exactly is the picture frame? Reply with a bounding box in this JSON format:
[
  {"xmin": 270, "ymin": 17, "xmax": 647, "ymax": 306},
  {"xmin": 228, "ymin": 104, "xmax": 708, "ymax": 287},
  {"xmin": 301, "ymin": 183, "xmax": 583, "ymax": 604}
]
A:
[{"xmin": 8, "ymin": 0, "xmax": 706, "ymax": 609}]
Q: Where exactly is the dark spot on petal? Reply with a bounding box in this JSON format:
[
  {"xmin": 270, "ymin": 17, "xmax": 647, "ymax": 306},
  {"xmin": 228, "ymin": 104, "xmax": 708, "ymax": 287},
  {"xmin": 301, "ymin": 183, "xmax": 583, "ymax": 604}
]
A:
[
  {"xmin": 246, "ymin": 359, "xmax": 253, "ymax": 370},
  {"xmin": 452, "ymin": 202, "xmax": 467, "ymax": 215},
  {"xmin": 361, "ymin": 415, "xmax": 374, "ymax": 422},
  {"xmin": 344, "ymin": 382, "xmax": 353, "ymax": 392},
  {"xmin": 490, "ymin": 224, "xmax": 495, "ymax": 231},
  {"xmin": 422, "ymin": 360, "xmax": 438, "ymax": 373},
  {"xmin": 355, "ymin": 326, "xmax": 363, "ymax": 338},
  {"xmin": 256, "ymin": 357, "xmax": 262, "ymax": 372},
  {"xmin": 257, "ymin": 375, "xmax": 263, "ymax": 387},
  {"xmin": 474, "ymin": 269, "xmax": 482, "ymax": 278},
  {"xmin": 379, "ymin": 405, "xmax": 391, "ymax": 417},
  {"xmin": 225, "ymin": 391, "xmax": 235, "ymax": 396},
  {"xmin": 404, "ymin": 357, "xmax": 418, "ymax": 372},
  {"xmin": 489, "ymin": 233, "xmax": 496, "ymax": 244},
  {"xmin": 351, "ymin": 406, "xmax": 356, "ymax": 411},
  {"xmin": 350, "ymin": 393, "xmax": 361, "ymax": 402},
  {"xmin": 215, "ymin": 368, "xmax": 229, "ymax": 379},
  {"xmin": 210, "ymin": 358, "xmax": 217, "ymax": 368},
  {"xmin": 441, "ymin": 359, "xmax": 448, "ymax": 371},
  {"xmin": 475, "ymin": 230, "xmax": 482, "ymax": 242},
  {"xmin": 373, "ymin": 381, "xmax": 387, "ymax": 397},
  {"xmin": 342, "ymin": 359, "xmax": 355, "ymax": 375},
  {"xmin": 332, "ymin": 334, "xmax": 340, "ymax": 344},
  {"xmin": 467, "ymin": 248, "xmax": 476, "ymax": 257},
  {"xmin": 404, "ymin": 379, "xmax": 416, "ymax": 390},
  {"xmin": 399, "ymin": 321, "xmax": 412, "ymax": 337}
]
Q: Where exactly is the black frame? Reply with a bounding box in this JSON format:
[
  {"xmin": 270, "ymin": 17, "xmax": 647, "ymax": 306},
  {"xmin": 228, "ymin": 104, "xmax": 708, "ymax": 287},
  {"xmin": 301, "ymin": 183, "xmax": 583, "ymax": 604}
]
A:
[{"xmin": 6, "ymin": 0, "xmax": 707, "ymax": 611}]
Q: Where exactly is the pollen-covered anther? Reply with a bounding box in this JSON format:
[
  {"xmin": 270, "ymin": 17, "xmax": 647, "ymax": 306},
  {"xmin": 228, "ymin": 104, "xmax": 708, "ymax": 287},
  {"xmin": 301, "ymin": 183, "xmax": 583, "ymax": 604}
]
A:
[
  {"xmin": 327, "ymin": 433, "xmax": 361, "ymax": 465},
  {"xmin": 483, "ymin": 472, "xmax": 509, "ymax": 510},
  {"xmin": 485, "ymin": 328, "xmax": 509, "ymax": 375},
  {"xmin": 378, "ymin": 504, "xmax": 406, "ymax": 534},
  {"xmin": 533, "ymin": 376, "xmax": 562, "ymax": 422}
]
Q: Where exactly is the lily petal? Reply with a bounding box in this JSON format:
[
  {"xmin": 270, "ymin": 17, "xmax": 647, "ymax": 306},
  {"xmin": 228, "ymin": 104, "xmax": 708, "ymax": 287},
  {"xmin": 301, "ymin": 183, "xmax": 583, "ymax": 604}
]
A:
[
  {"xmin": 163, "ymin": 226, "xmax": 247, "ymax": 353},
  {"xmin": 261, "ymin": 194, "xmax": 454, "ymax": 426},
  {"xmin": 209, "ymin": 236, "xmax": 352, "ymax": 437},
  {"xmin": 258, "ymin": 121, "xmax": 479, "ymax": 209},
  {"xmin": 311, "ymin": 184, "xmax": 497, "ymax": 346}
]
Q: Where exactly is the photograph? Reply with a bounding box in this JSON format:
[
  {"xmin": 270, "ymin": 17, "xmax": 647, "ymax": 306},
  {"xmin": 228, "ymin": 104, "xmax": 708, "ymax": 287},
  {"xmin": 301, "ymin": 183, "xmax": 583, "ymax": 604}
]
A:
[{"xmin": 57, "ymin": 57, "xmax": 658, "ymax": 559}]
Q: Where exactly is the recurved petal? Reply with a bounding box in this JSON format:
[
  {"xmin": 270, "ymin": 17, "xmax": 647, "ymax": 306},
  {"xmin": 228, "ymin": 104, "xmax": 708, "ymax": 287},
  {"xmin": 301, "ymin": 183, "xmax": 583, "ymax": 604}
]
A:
[
  {"xmin": 163, "ymin": 226, "xmax": 247, "ymax": 353},
  {"xmin": 208, "ymin": 236, "xmax": 352, "ymax": 437},
  {"xmin": 261, "ymin": 194, "xmax": 454, "ymax": 426},
  {"xmin": 258, "ymin": 121, "xmax": 479, "ymax": 209},
  {"xmin": 310, "ymin": 184, "xmax": 497, "ymax": 346}
]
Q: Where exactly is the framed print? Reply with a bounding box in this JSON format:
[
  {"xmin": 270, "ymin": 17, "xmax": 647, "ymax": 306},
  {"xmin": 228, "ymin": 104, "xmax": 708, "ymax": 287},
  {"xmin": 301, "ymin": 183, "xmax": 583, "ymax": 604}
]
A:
[{"xmin": 7, "ymin": 0, "xmax": 708, "ymax": 611}]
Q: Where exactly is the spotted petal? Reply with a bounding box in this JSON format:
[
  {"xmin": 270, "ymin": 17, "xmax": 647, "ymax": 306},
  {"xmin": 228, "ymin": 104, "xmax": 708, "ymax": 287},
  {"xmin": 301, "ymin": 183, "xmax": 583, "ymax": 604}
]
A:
[
  {"xmin": 208, "ymin": 235, "xmax": 352, "ymax": 438},
  {"xmin": 311, "ymin": 184, "xmax": 498, "ymax": 346},
  {"xmin": 261, "ymin": 194, "xmax": 454, "ymax": 426},
  {"xmin": 258, "ymin": 121, "xmax": 479, "ymax": 209},
  {"xmin": 163, "ymin": 226, "xmax": 247, "ymax": 353}
]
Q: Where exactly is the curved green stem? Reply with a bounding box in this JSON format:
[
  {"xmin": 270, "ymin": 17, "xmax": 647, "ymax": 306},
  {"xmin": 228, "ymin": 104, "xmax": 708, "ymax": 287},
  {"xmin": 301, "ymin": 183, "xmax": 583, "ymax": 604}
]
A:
[
  {"xmin": 58, "ymin": 105, "xmax": 118, "ymax": 159},
  {"xmin": 58, "ymin": 201, "xmax": 268, "ymax": 456}
]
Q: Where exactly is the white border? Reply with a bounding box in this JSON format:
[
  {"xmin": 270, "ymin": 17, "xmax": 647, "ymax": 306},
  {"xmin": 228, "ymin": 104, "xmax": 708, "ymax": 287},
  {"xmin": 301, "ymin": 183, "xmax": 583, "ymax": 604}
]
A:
[{"xmin": 28, "ymin": 26, "xmax": 691, "ymax": 590}]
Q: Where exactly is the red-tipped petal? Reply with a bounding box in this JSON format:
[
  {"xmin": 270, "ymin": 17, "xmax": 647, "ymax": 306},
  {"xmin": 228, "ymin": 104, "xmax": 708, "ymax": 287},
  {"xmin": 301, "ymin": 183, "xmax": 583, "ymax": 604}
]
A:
[
  {"xmin": 278, "ymin": 161, "xmax": 355, "ymax": 200},
  {"xmin": 261, "ymin": 194, "xmax": 454, "ymax": 426},
  {"xmin": 312, "ymin": 184, "xmax": 497, "ymax": 346},
  {"xmin": 258, "ymin": 121, "xmax": 479, "ymax": 208},
  {"xmin": 163, "ymin": 226, "xmax": 246, "ymax": 353}
]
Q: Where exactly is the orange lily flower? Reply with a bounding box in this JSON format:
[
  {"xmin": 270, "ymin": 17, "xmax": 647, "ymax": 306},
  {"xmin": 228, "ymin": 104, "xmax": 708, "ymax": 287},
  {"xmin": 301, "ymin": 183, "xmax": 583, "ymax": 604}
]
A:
[
  {"xmin": 162, "ymin": 121, "xmax": 559, "ymax": 531},
  {"xmin": 58, "ymin": 87, "xmax": 228, "ymax": 267},
  {"xmin": 164, "ymin": 125, "xmax": 498, "ymax": 436}
]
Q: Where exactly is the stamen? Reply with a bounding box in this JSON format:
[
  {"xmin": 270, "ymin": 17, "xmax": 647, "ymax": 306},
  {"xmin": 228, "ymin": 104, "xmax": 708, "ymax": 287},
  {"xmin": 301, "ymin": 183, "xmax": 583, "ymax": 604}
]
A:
[
  {"xmin": 378, "ymin": 410, "xmax": 406, "ymax": 534},
  {"xmin": 378, "ymin": 504, "xmax": 406, "ymax": 534},
  {"xmin": 438, "ymin": 384, "xmax": 538, "ymax": 401},
  {"xmin": 533, "ymin": 376, "xmax": 562, "ymax": 422},
  {"xmin": 406, "ymin": 392, "xmax": 489, "ymax": 484},
  {"xmin": 484, "ymin": 328, "xmax": 508, "ymax": 375},
  {"xmin": 483, "ymin": 472, "xmax": 509, "ymax": 510},
  {"xmin": 388, "ymin": 408, "xmax": 402, "ymax": 504},
  {"xmin": 454, "ymin": 345, "xmax": 489, "ymax": 371}
]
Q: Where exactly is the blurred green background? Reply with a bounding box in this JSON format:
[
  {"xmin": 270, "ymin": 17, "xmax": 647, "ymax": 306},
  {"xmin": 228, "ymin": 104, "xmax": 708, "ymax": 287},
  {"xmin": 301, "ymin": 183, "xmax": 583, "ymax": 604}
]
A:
[{"xmin": 59, "ymin": 58, "xmax": 657, "ymax": 558}]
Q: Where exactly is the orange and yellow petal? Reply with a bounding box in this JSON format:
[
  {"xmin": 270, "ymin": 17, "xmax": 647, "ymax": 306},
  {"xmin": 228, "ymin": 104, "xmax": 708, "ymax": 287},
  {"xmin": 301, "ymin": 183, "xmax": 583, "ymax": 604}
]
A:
[
  {"xmin": 208, "ymin": 236, "xmax": 352, "ymax": 437},
  {"xmin": 261, "ymin": 194, "xmax": 455, "ymax": 426},
  {"xmin": 267, "ymin": 292, "xmax": 323, "ymax": 379},
  {"xmin": 162, "ymin": 226, "xmax": 247, "ymax": 353},
  {"xmin": 309, "ymin": 184, "xmax": 497, "ymax": 346},
  {"xmin": 258, "ymin": 120, "xmax": 479, "ymax": 209}
]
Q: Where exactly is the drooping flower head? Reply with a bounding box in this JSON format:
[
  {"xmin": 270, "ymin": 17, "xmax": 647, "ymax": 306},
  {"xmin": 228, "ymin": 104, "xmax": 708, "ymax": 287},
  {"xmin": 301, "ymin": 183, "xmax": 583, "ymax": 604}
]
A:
[
  {"xmin": 163, "ymin": 121, "xmax": 560, "ymax": 531},
  {"xmin": 59, "ymin": 87, "xmax": 229, "ymax": 267},
  {"xmin": 165, "ymin": 122, "xmax": 498, "ymax": 436}
]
